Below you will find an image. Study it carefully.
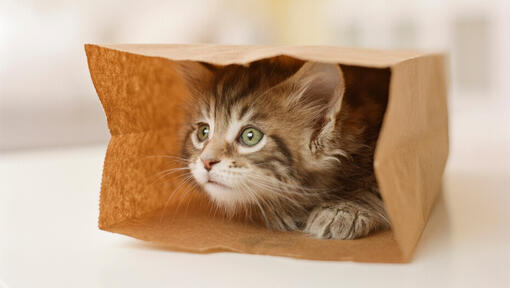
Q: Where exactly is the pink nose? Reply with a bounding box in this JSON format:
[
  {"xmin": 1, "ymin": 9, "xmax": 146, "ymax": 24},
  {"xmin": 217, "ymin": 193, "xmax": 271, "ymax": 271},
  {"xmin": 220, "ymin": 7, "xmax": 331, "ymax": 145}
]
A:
[{"xmin": 201, "ymin": 158, "xmax": 220, "ymax": 171}]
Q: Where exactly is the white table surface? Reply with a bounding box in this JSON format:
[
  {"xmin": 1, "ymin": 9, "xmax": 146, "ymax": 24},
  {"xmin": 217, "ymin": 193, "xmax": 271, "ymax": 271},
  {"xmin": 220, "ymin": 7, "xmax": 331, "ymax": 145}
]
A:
[{"xmin": 1, "ymin": 102, "xmax": 509, "ymax": 288}]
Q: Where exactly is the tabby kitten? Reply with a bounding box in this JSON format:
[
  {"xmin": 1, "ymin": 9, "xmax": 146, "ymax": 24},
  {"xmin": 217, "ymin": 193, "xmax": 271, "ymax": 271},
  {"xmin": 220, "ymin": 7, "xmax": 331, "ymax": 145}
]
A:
[{"xmin": 178, "ymin": 58, "xmax": 390, "ymax": 240}]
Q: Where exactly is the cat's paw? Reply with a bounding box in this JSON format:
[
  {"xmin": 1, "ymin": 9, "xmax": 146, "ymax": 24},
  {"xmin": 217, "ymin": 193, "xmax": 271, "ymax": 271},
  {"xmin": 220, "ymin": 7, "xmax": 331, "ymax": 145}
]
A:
[{"xmin": 304, "ymin": 201, "xmax": 385, "ymax": 240}]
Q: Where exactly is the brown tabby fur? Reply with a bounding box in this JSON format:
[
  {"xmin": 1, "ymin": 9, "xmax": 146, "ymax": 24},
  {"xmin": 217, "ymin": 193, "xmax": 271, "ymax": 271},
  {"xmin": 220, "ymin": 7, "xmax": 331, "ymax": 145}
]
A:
[{"xmin": 177, "ymin": 56, "xmax": 391, "ymax": 239}]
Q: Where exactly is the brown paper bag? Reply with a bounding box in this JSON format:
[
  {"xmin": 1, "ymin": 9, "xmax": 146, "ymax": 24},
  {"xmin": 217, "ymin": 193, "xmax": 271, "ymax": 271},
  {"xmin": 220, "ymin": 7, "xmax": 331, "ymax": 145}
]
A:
[{"xmin": 85, "ymin": 44, "xmax": 448, "ymax": 263}]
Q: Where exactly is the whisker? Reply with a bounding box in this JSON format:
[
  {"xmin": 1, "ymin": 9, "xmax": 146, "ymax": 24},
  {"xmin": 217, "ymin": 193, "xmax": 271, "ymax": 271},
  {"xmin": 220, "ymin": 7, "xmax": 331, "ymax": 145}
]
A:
[
  {"xmin": 158, "ymin": 174, "xmax": 194, "ymax": 222},
  {"xmin": 245, "ymin": 173, "xmax": 333, "ymax": 195},
  {"xmin": 177, "ymin": 181, "xmax": 200, "ymax": 219},
  {"xmin": 171, "ymin": 175, "xmax": 199, "ymax": 214},
  {"xmin": 144, "ymin": 154, "xmax": 191, "ymax": 164},
  {"xmin": 149, "ymin": 168, "xmax": 191, "ymax": 186},
  {"xmin": 237, "ymin": 181, "xmax": 269, "ymax": 225},
  {"xmin": 153, "ymin": 168, "xmax": 190, "ymax": 180}
]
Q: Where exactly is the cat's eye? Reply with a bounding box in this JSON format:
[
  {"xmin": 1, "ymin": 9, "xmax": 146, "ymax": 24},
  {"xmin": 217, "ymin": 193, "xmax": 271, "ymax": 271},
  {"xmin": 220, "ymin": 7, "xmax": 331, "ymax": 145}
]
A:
[
  {"xmin": 239, "ymin": 127, "xmax": 263, "ymax": 146},
  {"xmin": 197, "ymin": 124, "xmax": 210, "ymax": 142}
]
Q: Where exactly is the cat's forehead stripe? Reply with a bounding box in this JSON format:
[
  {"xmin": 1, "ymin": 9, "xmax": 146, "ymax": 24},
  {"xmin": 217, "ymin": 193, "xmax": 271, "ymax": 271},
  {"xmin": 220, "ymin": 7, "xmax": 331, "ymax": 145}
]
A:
[
  {"xmin": 239, "ymin": 105, "xmax": 250, "ymax": 120},
  {"xmin": 250, "ymin": 112, "xmax": 267, "ymax": 122},
  {"xmin": 224, "ymin": 105, "xmax": 252, "ymax": 143}
]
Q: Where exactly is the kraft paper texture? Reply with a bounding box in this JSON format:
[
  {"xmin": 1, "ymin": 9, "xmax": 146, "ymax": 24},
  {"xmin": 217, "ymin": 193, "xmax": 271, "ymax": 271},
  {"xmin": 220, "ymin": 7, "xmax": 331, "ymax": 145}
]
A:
[{"xmin": 85, "ymin": 44, "xmax": 448, "ymax": 263}]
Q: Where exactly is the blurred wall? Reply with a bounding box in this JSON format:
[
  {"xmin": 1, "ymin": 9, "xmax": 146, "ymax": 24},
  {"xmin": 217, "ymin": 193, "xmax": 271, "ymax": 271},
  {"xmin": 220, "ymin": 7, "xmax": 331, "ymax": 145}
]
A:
[{"xmin": 0, "ymin": 0, "xmax": 508, "ymax": 151}]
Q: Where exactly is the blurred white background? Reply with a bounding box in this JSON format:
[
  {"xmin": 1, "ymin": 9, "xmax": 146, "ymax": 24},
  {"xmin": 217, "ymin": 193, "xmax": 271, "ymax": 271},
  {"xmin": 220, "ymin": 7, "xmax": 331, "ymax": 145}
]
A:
[
  {"xmin": 1, "ymin": 0, "xmax": 509, "ymax": 150},
  {"xmin": 1, "ymin": 1, "xmax": 510, "ymax": 288}
]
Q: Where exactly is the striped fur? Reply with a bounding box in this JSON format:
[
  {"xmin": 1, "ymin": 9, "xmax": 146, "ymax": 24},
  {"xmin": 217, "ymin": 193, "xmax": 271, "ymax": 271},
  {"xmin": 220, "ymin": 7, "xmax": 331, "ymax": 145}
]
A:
[{"xmin": 178, "ymin": 57, "xmax": 390, "ymax": 239}]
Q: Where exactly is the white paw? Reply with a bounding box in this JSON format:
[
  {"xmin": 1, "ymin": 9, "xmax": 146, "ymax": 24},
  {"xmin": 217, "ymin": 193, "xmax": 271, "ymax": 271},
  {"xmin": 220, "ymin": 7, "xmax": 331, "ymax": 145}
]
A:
[{"xmin": 304, "ymin": 202, "xmax": 382, "ymax": 240}]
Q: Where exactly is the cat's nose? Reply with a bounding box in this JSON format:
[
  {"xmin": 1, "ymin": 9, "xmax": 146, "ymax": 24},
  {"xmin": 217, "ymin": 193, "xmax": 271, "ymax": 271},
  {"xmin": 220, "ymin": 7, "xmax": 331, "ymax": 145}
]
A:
[{"xmin": 201, "ymin": 158, "xmax": 220, "ymax": 171}]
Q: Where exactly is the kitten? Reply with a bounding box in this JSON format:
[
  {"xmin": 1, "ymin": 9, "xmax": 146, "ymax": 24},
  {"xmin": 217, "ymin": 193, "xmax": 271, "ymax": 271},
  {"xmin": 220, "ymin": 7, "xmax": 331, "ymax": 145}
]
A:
[{"xmin": 178, "ymin": 57, "xmax": 390, "ymax": 240}]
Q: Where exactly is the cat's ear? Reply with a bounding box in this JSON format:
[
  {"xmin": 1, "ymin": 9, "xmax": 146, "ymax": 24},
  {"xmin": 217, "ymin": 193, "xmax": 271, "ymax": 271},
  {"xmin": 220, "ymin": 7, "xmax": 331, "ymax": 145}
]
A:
[
  {"xmin": 176, "ymin": 61, "xmax": 216, "ymax": 96},
  {"xmin": 283, "ymin": 62, "xmax": 345, "ymax": 147}
]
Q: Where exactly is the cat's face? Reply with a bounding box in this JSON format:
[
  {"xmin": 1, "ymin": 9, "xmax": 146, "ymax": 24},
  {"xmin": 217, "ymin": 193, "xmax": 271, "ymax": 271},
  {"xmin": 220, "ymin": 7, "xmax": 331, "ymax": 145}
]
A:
[{"xmin": 179, "ymin": 60, "xmax": 345, "ymax": 210}]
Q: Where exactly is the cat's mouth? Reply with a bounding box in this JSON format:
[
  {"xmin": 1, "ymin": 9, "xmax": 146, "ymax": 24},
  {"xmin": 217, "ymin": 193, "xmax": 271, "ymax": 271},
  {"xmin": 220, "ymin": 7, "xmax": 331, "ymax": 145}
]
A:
[{"xmin": 205, "ymin": 179, "xmax": 231, "ymax": 190}]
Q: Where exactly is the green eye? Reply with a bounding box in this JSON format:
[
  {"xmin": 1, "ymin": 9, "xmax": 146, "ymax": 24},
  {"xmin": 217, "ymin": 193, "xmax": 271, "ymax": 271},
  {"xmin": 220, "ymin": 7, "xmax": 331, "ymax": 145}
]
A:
[
  {"xmin": 197, "ymin": 124, "xmax": 210, "ymax": 142},
  {"xmin": 240, "ymin": 127, "xmax": 263, "ymax": 146}
]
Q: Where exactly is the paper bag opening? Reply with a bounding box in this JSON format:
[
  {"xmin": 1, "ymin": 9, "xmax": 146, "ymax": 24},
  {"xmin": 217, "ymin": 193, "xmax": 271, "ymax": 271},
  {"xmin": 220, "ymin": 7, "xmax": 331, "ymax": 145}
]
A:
[{"xmin": 85, "ymin": 44, "xmax": 448, "ymax": 263}]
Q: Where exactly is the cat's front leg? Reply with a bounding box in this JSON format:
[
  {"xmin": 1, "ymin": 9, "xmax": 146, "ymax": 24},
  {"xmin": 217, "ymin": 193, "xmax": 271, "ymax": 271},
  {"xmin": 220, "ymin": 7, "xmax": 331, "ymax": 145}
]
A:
[{"xmin": 304, "ymin": 197, "xmax": 390, "ymax": 240}]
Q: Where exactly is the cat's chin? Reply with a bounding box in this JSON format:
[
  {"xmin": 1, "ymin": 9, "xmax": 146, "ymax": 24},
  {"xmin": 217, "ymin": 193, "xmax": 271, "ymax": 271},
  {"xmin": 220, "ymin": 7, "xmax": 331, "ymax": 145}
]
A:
[
  {"xmin": 204, "ymin": 180, "xmax": 231, "ymax": 190},
  {"xmin": 203, "ymin": 181, "xmax": 250, "ymax": 207}
]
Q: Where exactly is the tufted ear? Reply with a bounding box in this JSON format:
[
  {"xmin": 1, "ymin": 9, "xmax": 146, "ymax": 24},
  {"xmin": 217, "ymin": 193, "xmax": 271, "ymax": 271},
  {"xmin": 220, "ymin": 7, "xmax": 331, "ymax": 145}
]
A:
[
  {"xmin": 281, "ymin": 62, "xmax": 345, "ymax": 147},
  {"xmin": 176, "ymin": 61, "xmax": 216, "ymax": 96}
]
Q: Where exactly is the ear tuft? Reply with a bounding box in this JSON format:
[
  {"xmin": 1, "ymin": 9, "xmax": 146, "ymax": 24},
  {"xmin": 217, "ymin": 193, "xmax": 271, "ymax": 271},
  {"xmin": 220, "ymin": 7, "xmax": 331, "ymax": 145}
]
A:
[
  {"xmin": 286, "ymin": 61, "xmax": 345, "ymax": 124},
  {"xmin": 278, "ymin": 62, "xmax": 345, "ymax": 152}
]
